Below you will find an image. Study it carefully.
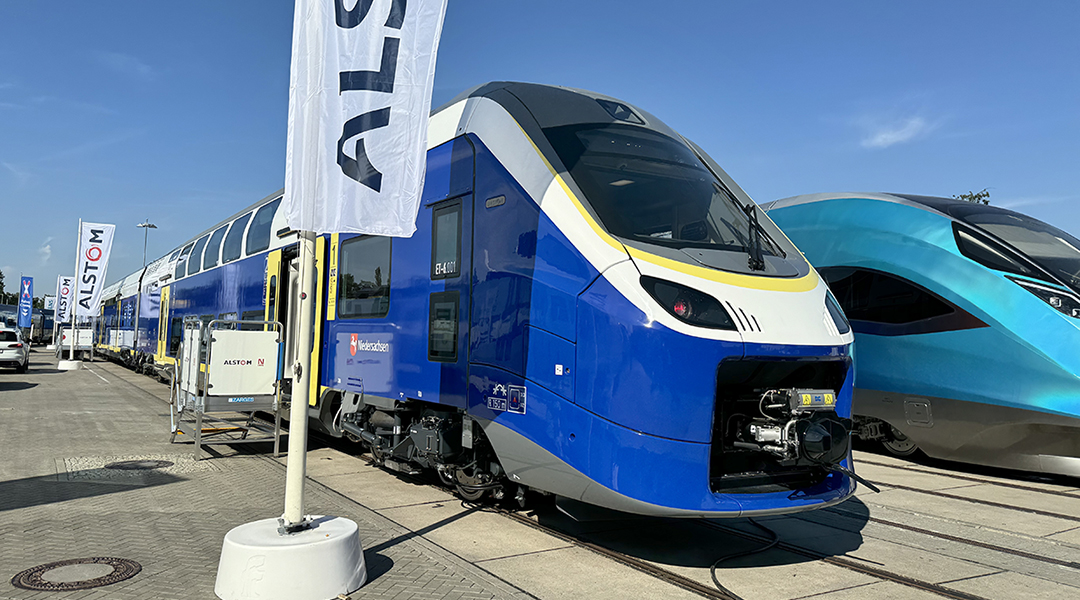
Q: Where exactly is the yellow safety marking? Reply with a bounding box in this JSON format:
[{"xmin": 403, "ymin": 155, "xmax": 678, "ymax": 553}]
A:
[
  {"xmin": 310, "ymin": 236, "xmax": 325, "ymax": 407},
  {"xmin": 802, "ymin": 394, "xmax": 812, "ymax": 405},
  {"xmin": 327, "ymin": 233, "xmax": 339, "ymax": 321},
  {"xmin": 515, "ymin": 121, "xmax": 819, "ymax": 293},
  {"xmin": 825, "ymin": 393, "xmax": 835, "ymax": 405}
]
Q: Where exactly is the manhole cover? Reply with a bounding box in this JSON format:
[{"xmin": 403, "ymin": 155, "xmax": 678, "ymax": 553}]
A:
[
  {"xmin": 11, "ymin": 557, "xmax": 141, "ymax": 591},
  {"xmin": 104, "ymin": 459, "xmax": 174, "ymax": 470}
]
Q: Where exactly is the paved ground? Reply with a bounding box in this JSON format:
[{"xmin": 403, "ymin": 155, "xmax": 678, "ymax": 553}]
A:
[{"xmin": 2, "ymin": 347, "xmax": 1079, "ymax": 600}]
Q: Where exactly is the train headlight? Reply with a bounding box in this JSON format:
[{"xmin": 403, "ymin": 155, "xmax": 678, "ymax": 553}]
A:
[
  {"xmin": 640, "ymin": 276, "xmax": 737, "ymax": 330},
  {"xmin": 1009, "ymin": 277, "xmax": 1080, "ymax": 319}
]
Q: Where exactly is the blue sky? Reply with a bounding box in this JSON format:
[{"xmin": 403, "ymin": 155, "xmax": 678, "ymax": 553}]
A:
[{"xmin": 2, "ymin": 1, "xmax": 1079, "ymax": 293}]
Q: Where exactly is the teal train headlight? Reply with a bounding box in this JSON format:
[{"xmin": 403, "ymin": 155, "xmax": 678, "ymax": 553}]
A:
[
  {"xmin": 825, "ymin": 290, "xmax": 851, "ymax": 334},
  {"xmin": 640, "ymin": 276, "xmax": 737, "ymax": 330},
  {"xmin": 1009, "ymin": 277, "xmax": 1080, "ymax": 319}
]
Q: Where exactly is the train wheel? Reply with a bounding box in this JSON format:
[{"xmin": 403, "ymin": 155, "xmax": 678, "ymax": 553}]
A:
[
  {"xmin": 452, "ymin": 467, "xmax": 489, "ymax": 502},
  {"xmin": 882, "ymin": 426, "xmax": 919, "ymax": 456}
]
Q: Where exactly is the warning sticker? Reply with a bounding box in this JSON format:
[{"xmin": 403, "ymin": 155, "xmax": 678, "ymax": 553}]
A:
[{"xmin": 508, "ymin": 385, "xmax": 526, "ymax": 415}]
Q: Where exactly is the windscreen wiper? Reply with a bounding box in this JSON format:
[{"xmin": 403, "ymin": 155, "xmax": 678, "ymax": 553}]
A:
[
  {"xmin": 745, "ymin": 204, "xmax": 766, "ymax": 271},
  {"xmin": 713, "ymin": 182, "xmax": 786, "ymax": 264}
]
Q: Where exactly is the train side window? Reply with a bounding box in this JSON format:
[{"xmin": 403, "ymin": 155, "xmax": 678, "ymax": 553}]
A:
[
  {"xmin": 246, "ymin": 198, "xmax": 282, "ymax": 256},
  {"xmin": 431, "ymin": 202, "xmax": 461, "ymax": 279},
  {"xmin": 204, "ymin": 225, "xmax": 228, "ymax": 270},
  {"xmin": 953, "ymin": 225, "xmax": 1038, "ymax": 279},
  {"xmin": 821, "ymin": 268, "xmax": 952, "ymax": 324},
  {"xmin": 174, "ymin": 243, "xmax": 194, "ymax": 281},
  {"xmin": 169, "ymin": 317, "xmax": 182, "ymax": 355},
  {"xmin": 338, "ymin": 235, "xmax": 391, "ymax": 319},
  {"xmin": 223, "ymin": 213, "xmax": 252, "ymax": 263},
  {"xmin": 188, "ymin": 234, "xmax": 211, "ymax": 276},
  {"xmin": 240, "ymin": 309, "xmax": 264, "ymax": 331},
  {"xmin": 428, "ymin": 291, "xmax": 459, "ymax": 362},
  {"xmin": 218, "ymin": 312, "xmax": 238, "ymax": 330}
]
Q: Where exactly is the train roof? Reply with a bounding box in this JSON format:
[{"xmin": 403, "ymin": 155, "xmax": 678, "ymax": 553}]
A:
[{"xmin": 763, "ymin": 192, "xmax": 1028, "ymax": 224}]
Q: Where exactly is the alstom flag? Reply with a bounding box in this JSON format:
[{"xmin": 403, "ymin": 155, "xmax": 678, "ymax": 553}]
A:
[
  {"xmin": 55, "ymin": 275, "xmax": 74, "ymax": 324},
  {"xmin": 75, "ymin": 222, "xmax": 115, "ymax": 317},
  {"xmin": 283, "ymin": 0, "xmax": 448, "ymax": 236},
  {"xmin": 17, "ymin": 277, "xmax": 33, "ymax": 328}
]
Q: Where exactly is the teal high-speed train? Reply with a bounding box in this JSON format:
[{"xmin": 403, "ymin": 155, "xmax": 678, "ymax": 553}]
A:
[{"xmin": 765, "ymin": 193, "xmax": 1080, "ymax": 477}]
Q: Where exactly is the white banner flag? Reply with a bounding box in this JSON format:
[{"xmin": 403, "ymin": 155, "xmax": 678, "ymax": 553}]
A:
[
  {"xmin": 283, "ymin": 0, "xmax": 448, "ymax": 236},
  {"xmin": 55, "ymin": 275, "xmax": 75, "ymax": 324},
  {"xmin": 75, "ymin": 222, "xmax": 115, "ymax": 317}
]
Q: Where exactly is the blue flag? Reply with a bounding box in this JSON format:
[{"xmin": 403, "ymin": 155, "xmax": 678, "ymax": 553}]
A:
[{"xmin": 17, "ymin": 277, "xmax": 33, "ymax": 328}]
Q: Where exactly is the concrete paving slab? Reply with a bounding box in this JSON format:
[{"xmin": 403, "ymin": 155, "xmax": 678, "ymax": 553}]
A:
[
  {"xmin": 863, "ymin": 487, "xmax": 1074, "ymax": 538},
  {"xmin": 934, "ymin": 483, "xmax": 1080, "ymax": 520},
  {"xmin": 379, "ymin": 502, "xmax": 571, "ymax": 563},
  {"xmin": 856, "ymin": 462, "xmax": 986, "ymax": 492},
  {"xmin": 854, "ymin": 451, "xmax": 1080, "ymax": 495},
  {"xmin": 313, "ymin": 468, "xmax": 460, "ymax": 510},
  {"xmin": 818, "ymin": 580, "xmax": 951, "ymax": 599},
  {"xmin": 1045, "ymin": 526, "xmax": 1080, "ymax": 546},
  {"xmin": 945, "ymin": 570, "xmax": 1080, "ymax": 600},
  {"xmin": 479, "ymin": 546, "xmax": 703, "ymax": 600}
]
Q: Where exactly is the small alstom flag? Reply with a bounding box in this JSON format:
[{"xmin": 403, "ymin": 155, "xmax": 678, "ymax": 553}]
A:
[
  {"xmin": 282, "ymin": 0, "xmax": 449, "ymax": 236},
  {"xmin": 75, "ymin": 222, "xmax": 115, "ymax": 317},
  {"xmin": 17, "ymin": 277, "xmax": 33, "ymax": 328},
  {"xmin": 55, "ymin": 275, "xmax": 74, "ymax": 324}
]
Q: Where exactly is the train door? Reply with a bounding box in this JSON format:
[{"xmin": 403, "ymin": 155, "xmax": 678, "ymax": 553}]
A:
[
  {"xmin": 426, "ymin": 195, "xmax": 472, "ymax": 407},
  {"xmin": 157, "ymin": 286, "xmax": 170, "ymax": 361},
  {"xmin": 265, "ymin": 246, "xmax": 308, "ymax": 398}
]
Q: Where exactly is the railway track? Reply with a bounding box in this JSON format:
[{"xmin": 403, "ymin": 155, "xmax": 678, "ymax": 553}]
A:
[{"xmin": 91, "ymin": 356, "xmax": 1079, "ymax": 600}]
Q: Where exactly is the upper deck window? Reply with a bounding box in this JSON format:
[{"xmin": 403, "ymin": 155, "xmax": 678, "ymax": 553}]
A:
[
  {"xmin": 174, "ymin": 243, "xmax": 194, "ymax": 280},
  {"xmin": 188, "ymin": 234, "xmax": 210, "ymax": 276},
  {"xmin": 204, "ymin": 225, "xmax": 228, "ymax": 270},
  {"xmin": 431, "ymin": 202, "xmax": 461, "ymax": 279},
  {"xmin": 543, "ymin": 123, "xmax": 783, "ymax": 257},
  {"xmin": 246, "ymin": 198, "xmax": 282, "ymax": 256},
  {"xmin": 223, "ymin": 213, "xmax": 252, "ymax": 263}
]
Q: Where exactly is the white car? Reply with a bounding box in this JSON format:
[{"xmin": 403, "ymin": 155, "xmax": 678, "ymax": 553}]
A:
[{"xmin": 0, "ymin": 327, "xmax": 29, "ymax": 373}]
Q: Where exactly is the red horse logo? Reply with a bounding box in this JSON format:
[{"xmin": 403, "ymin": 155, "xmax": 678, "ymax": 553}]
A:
[{"xmin": 350, "ymin": 334, "xmax": 358, "ymax": 356}]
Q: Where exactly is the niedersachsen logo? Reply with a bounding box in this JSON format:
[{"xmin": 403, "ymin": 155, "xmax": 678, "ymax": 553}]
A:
[{"xmin": 355, "ymin": 340, "xmax": 389, "ymax": 353}]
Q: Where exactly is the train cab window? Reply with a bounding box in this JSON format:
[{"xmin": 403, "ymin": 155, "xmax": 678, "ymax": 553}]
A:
[
  {"xmin": 428, "ymin": 292, "xmax": 459, "ymax": 361},
  {"xmin": 339, "ymin": 235, "xmax": 391, "ymax": 319},
  {"xmin": 174, "ymin": 243, "xmax": 194, "ymax": 280},
  {"xmin": 188, "ymin": 234, "xmax": 210, "ymax": 276},
  {"xmin": 821, "ymin": 268, "xmax": 952, "ymax": 324},
  {"xmin": 203, "ymin": 225, "xmax": 228, "ymax": 270},
  {"xmin": 246, "ymin": 198, "xmax": 282, "ymax": 256},
  {"xmin": 431, "ymin": 202, "xmax": 461, "ymax": 279},
  {"xmin": 223, "ymin": 213, "xmax": 252, "ymax": 263},
  {"xmin": 953, "ymin": 225, "xmax": 1039, "ymax": 280}
]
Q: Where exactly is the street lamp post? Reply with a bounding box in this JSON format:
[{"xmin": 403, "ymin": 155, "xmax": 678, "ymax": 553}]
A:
[{"xmin": 136, "ymin": 219, "xmax": 157, "ymax": 267}]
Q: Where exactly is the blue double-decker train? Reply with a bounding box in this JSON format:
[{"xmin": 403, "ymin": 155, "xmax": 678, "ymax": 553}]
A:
[
  {"xmin": 95, "ymin": 82, "xmax": 857, "ymax": 517},
  {"xmin": 766, "ymin": 192, "xmax": 1080, "ymax": 477}
]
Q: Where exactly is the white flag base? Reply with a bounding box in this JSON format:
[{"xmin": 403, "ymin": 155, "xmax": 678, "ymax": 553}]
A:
[
  {"xmin": 214, "ymin": 515, "xmax": 366, "ymax": 600},
  {"xmin": 57, "ymin": 360, "xmax": 83, "ymax": 371}
]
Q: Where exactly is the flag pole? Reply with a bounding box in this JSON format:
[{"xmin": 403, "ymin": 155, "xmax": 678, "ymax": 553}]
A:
[
  {"xmin": 59, "ymin": 220, "xmax": 83, "ymax": 370},
  {"xmin": 281, "ymin": 230, "xmax": 316, "ymax": 529}
]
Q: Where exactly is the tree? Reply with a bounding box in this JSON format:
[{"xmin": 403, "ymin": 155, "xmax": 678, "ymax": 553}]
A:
[
  {"xmin": 954, "ymin": 189, "xmax": 990, "ymax": 205},
  {"xmin": 0, "ymin": 268, "xmax": 5, "ymax": 300}
]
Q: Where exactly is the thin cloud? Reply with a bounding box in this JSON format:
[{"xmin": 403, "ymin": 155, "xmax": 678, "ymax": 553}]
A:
[
  {"xmin": 96, "ymin": 51, "xmax": 156, "ymax": 81},
  {"xmin": 38, "ymin": 237, "xmax": 53, "ymax": 265},
  {"xmin": 860, "ymin": 116, "xmax": 934, "ymax": 149},
  {"xmin": 997, "ymin": 195, "xmax": 1076, "ymax": 210},
  {"xmin": 0, "ymin": 102, "xmax": 22, "ymax": 109},
  {"xmin": 38, "ymin": 129, "xmax": 145, "ymax": 163},
  {"xmin": 1, "ymin": 161, "xmax": 31, "ymax": 185}
]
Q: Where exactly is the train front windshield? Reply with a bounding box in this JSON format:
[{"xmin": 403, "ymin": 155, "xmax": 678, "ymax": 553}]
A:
[
  {"xmin": 963, "ymin": 209, "xmax": 1080, "ymax": 291},
  {"xmin": 543, "ymin": 123, "xmax": 783, "ymax": 257}
]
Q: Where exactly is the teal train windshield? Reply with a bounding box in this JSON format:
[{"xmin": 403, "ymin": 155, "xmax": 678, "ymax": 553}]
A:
[
  {"xmin": 543, "ymin": 123, "xmax": 783, "ymax": 256},
  {"xmin": 963, "ymin": 209, "xmax": 1080, "ymax": 291}
]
